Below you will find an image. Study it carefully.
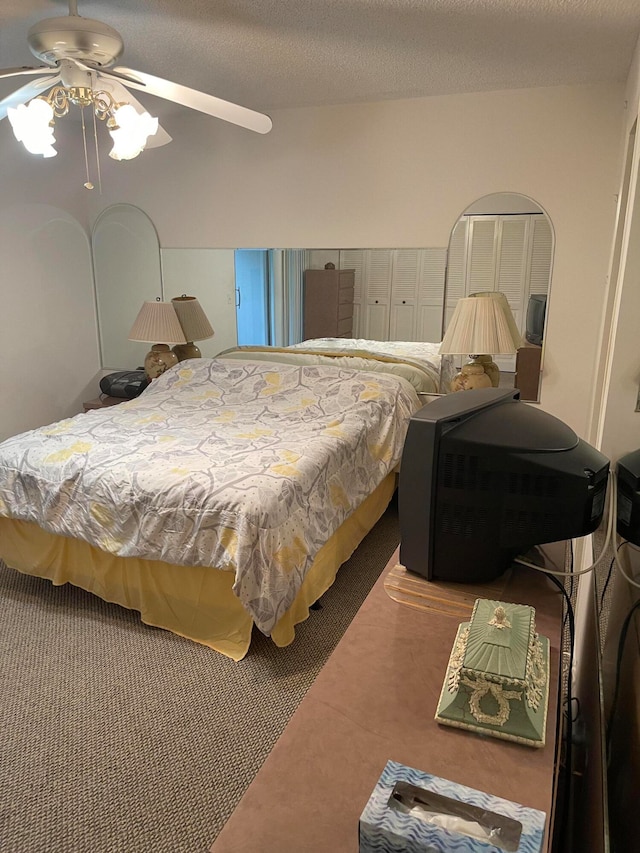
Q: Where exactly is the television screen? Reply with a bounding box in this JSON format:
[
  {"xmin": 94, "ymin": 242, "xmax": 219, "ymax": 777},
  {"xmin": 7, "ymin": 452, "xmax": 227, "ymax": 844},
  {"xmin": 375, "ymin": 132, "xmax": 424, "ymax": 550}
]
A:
[
  {"xmin": 525, "ymin": 293, "xmax": 547, "ymax": 345},
  {"xmin": 398, "ymin": 388, "xmax": 609, "ymax": 583}
]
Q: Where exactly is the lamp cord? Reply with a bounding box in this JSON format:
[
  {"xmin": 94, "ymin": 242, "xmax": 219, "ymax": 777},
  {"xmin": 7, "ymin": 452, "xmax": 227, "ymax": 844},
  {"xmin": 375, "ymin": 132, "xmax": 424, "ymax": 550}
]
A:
[
  {"xmin": 605, "ymin": 596, "xmax": 640, "ymax": 763},
  {"xmin": 544, "ymin": 572, "xmax": 575, "ymax": 851}
]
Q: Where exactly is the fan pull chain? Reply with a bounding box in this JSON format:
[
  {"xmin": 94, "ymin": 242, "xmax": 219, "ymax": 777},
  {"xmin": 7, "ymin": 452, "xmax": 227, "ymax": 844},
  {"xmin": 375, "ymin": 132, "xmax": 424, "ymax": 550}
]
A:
[
  {"xmin": 92, "ymin": 105, "xmax": 103, "ymax": 194},
  {"xmin": 80, "ymin": 106, "xmax": 94, "ymax": 190}
]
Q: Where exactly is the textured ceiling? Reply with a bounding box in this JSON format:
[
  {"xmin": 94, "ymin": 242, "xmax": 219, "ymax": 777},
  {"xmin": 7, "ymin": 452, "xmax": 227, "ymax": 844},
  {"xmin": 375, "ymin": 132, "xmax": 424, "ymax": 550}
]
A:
[{"xmin": 1, "ymin": 0, "xmax": 639, "ymax": 120}]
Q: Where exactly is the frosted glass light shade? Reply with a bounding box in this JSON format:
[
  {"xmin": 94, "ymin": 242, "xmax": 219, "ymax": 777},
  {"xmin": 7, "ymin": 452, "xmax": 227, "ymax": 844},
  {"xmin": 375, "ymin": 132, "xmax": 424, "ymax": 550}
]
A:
[
  {"xmin": 440, "ymin": 297, "xmax": 522, "ymax": 356},
  {"xmin": 8, "ymin": 99, "xmax": 57, "ymax": 158},
  {"xmin": 171, "ymin": 296, "xmax": 214, "ymax": 342},
  {"xmin": 128, "ymin": 301, "xmax": 187, "ymax": 344},
  {"xmin": 109, "ymin": 104, "xmax": 158, "ymax": 161}
]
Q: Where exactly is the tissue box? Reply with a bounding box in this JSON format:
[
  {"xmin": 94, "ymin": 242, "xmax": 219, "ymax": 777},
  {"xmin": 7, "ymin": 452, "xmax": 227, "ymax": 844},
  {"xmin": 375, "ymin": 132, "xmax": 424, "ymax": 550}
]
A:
[{"xmin": 359, "ymin": 760, "xmax": 546, "ymax": 853}]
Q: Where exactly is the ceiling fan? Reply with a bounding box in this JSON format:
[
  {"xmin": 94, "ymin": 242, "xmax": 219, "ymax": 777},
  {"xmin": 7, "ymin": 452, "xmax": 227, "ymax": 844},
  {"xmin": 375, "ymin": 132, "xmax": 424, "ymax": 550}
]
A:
[{"xmin": 0, "ymin": 0, "xmax": 272, "ymax": 176}]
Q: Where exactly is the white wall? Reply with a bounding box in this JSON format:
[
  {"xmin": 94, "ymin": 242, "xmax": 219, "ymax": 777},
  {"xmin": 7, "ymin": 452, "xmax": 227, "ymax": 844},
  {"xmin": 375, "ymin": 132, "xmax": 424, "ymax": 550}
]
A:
[
  {"xmin": 161, "ymin": 249, "xmax": 238, "ymax": 357},
  {"xmin": 0, "ymin": 123, "xmax": 102, "ymax": 440},
  {"xmin": 0, "ymin": 203, "xmax": 101, "ymax": 441},
  {"xmin": 85, "ymin": 82, "xmax": 624, "ymax": 438},
  {"xmin": 593, "ymin": 36, "xmax": 640, "ymax": 465},
  {"xmin": 0, "ymin": 82, "xmax": 625, "ymax": 442},
  {"xmin": 588, "ymin": 38, "xmax": 640, "ymax": 853}
]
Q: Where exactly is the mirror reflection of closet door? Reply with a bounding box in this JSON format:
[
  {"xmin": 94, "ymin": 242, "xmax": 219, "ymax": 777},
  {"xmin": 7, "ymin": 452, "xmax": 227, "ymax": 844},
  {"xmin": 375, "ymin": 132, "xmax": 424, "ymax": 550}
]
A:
[
  {"xmin": 92, "ymin": 204, "xmax": 162, "ymax": 370},
  {"xmin": 446, "ymin": 211, "xmax": 552, "ymax": 370},
  {"xmin": 339, "ymin": 248, "xmax": 446, "ymax": 341}
]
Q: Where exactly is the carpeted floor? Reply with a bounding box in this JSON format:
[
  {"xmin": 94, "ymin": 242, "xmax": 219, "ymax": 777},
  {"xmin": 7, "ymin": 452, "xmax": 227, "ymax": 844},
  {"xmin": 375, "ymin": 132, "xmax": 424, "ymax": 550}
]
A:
[{"xmin": 0, "ymin": 500, "xmax": 400, "ymax": 853}]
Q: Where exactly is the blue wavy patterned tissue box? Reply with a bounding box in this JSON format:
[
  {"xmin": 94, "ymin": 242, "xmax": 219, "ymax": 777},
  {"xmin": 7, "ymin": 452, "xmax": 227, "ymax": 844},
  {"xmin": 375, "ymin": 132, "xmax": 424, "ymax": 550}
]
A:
[{"xmin": 359, "ymin": 760, "xmax": 545, "ymax": 853}]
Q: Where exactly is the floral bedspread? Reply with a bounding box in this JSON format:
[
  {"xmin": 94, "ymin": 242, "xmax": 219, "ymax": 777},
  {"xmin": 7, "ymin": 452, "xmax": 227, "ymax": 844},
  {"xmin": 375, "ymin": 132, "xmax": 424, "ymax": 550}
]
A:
[
  {"xmin": 289, "ymin": 337, "xmax": 455, "ymax": 392},
  {"xmin": 219, "ymin": 344, "xmax": 442, "ymax": 393},
  {"xmin": 0, "ymin": 358, "xmax": 420, "ymax": 634}
]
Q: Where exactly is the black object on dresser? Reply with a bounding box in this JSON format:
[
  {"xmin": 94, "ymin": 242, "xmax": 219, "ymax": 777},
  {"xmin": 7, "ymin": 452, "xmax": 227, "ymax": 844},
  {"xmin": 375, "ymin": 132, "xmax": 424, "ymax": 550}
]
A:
[{"xmin": 99, "ymin": 370, "xmax": 149, "ymax": 399}]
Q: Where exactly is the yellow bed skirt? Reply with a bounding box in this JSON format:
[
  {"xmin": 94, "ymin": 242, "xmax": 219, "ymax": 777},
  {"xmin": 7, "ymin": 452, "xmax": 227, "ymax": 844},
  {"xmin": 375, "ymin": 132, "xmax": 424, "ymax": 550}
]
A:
[{"xmin": 0, "ymin": 473, "xmax": 396, "ymax": 660}]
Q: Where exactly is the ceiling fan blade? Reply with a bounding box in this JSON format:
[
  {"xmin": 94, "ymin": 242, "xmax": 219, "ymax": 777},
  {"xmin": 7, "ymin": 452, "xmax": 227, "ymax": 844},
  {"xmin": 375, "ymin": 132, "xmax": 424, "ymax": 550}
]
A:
[
  {"xmin": 94, "ymin": 76, "xmax": 172, "ymax": 148},
  {"xmin": 0, "ymin": 74, "xmax": 60, "ymax": 122},
  {"xmin": 111, "ymin": 66, "xmax": 273, "ymax": 134},
  {"xmin": 0, "ymin": 66, "xmax": 57, "ymax": 82}
]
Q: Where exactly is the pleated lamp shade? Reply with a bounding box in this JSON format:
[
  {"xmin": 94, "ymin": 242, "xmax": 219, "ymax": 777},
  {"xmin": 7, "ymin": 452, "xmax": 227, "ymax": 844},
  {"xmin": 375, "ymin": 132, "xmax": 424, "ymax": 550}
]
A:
[
  {"xmin": 440, "ymin": 296, "xmax": 524, "ymax": 391},
  {"xmin": 468, "ymin": 291, "xmax": 524, "ymax": 350},
  {"xmin": 440, "ymin": 296, "xmax": 522, "ymax": 355},
  {"xmin": 169, "ymin": 295, "xmax": 215, "ymax": 362},
  {"xmin": 128, "ymin": 300, "xmax": 187, "ymax": 344},
  {"xmin": 171, "ymin": 296, "xmax": 214, "ymax": 342},
  {"xmin": 128, "ymin": 300, "xmax": 186, "ymax": 382}
]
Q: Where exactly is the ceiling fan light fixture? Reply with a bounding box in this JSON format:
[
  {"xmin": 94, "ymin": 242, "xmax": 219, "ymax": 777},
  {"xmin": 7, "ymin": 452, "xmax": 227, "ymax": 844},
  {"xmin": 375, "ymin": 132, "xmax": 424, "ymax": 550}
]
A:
[
  {"xmin": 107, "ymin": 103, "xmax": 159, "ymax": 160},
  {"xmin": 7, "ymin": 98, "xmax": 57, "ymax": 157},
  {"xmin": 0, "ymin": 1, "xmax": 272, "ymax": 179}
]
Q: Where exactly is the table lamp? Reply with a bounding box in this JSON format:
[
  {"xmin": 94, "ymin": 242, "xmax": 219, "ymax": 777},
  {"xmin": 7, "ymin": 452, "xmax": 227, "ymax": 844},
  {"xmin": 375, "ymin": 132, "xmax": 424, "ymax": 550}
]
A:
[
  {"xmin": 128, "ymin": 298, "xmax": 187, "ymax": 381},
  {"xmin": 439, "ymin": 294, "xmax": 523, "ymax": 391},
  {"xmin": 170, "ymin": 295, "xmax": 215, "ymax": 361}
]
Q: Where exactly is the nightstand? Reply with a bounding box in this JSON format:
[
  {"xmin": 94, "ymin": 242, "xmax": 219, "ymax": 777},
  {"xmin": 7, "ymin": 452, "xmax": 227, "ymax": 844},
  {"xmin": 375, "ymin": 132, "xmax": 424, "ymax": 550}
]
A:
[
  {"xmin": 515, "ymin": 343, "xmax": 542, "ymax": 401},
  {"xmin": 82, "ymin": 395, "xmax": 127, "ymax": 413}
]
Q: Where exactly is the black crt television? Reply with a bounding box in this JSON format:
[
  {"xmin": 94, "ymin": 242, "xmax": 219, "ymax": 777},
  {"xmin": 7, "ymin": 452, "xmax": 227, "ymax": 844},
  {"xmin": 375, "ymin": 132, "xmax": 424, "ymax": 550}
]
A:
[
  {"xmin": 525, "ymin": 293, "xmax": 547, "ymax": 345},
  {"xmin": 398, "ymin": 388, "xmax": 610, "ymax": 583},
  {"xmin": 616, "ymin": 448, "xmax": 640, "ymax": 546}
]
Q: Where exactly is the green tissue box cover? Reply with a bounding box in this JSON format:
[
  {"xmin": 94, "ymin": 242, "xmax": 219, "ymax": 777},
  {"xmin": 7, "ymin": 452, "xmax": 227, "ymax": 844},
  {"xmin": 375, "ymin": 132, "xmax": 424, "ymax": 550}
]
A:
[{"xmin": 435, "ymin": 598, "xmax": 550, "ymax": 748}]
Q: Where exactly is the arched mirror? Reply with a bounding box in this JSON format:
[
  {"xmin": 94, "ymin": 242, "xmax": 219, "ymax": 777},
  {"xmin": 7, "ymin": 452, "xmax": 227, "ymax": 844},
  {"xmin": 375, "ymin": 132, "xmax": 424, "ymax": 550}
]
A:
[
  {"xmin": 92, "ymin": 204, "xmax": 163, "ymax": 371},
  {"xmin": 442, "ymin": 193, "xmax": 553, "ymax": 402}
]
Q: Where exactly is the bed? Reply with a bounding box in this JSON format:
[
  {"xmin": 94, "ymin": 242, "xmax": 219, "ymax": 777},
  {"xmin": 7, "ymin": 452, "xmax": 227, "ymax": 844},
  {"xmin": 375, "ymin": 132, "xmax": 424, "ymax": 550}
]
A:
[
  {"xmin": 222, "ymin": 337, "xmax": 454, "ymax": 395},
  {"xmin": 0, "ymin": 352, "xmax": 424, "ymax": 660},
  {"xmin": 288, "ymin": 337, "xmax": 455, "ymax": 393}
]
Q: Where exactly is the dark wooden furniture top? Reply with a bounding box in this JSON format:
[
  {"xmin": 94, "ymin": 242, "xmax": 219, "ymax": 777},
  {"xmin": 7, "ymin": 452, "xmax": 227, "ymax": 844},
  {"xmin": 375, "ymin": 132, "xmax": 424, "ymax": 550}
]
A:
[
  {"xmin": 82, "ymin": 395, "xmax": 126, "ymax": 412},
  {"xmin": 211, "ymin": 545, "xmax": 563, "ymax": 853},
  {"xmin": 515, "ymin": 343, "xmax": 542, "ymax": 401}
]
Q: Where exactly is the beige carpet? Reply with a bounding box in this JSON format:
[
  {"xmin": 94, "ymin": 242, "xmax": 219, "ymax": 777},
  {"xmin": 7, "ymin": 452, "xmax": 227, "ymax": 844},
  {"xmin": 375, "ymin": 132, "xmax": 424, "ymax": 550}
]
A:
[{"xmin": 0, "ymin": 500, "xmax": 399, "ymax": 853}]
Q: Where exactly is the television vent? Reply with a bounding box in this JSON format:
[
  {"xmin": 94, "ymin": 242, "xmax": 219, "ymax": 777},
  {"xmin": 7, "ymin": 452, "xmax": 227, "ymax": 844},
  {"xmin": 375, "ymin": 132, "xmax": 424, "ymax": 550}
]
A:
[
  {"xmin": 503, "ymin": 508, "xmax": 557, "ymax": 538},
  {"xmin": 442, "ymin": 453, "xmax": 491, "ymax": 491},
  {"xmin": 508, "ymin": 472, "xmax": 559, "ymax": 498},
  {"xmin": 440, "ymin": 503, "xmax": 489, "ymax": 538}
]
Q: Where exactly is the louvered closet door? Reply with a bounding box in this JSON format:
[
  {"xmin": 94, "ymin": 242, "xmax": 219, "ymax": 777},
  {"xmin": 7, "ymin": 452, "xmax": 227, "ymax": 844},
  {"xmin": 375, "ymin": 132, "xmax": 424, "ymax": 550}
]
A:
[
  {"xmin": 466, "ymin": 218, "xmax": 498, "ymax": 293},
  {"xmin": 340, "ymin": 249, "xmax": 365, "ymax": 337},
  {"xmin": 528, "ymin": 215, "xmax": 553, "ymax": 297},
  {"xmin": 416, "ymin": 248, "xmax": 447, "ymax": 342},
  {"xmin": 362, "ymin": 250, "xmax": 392, "ymax": 340},
  {"xmin": 494, "ymin": 216, "xmax": 529, "ymax": 371},
  {"xmin": 496, "ymin": 215, "xmax": 529, "ymax": 333},
  {"xmin": 445, "ymin": 219, "xmax": 467, "ymax": 329},
  {"xmin": 389, "ymin": 250, "xmax": 419, "ymax": 340}
]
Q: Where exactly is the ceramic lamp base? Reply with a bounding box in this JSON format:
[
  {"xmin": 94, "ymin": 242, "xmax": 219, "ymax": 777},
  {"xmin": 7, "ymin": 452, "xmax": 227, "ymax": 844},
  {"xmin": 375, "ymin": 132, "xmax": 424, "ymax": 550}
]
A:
[
  {"xmin": 471, "ymin": 354, "xmax": 500, "ymax": 387},
  {"xmin": 172, "ymin": 342, "xmax": 202, "ymax": 361},
  {"xmin": 450, "ymin": 361, "xmax": 494, "ymax": 392},
  {"xmin": 144, "ymin": 344, "xmax": 179, "ymax": 380}
]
